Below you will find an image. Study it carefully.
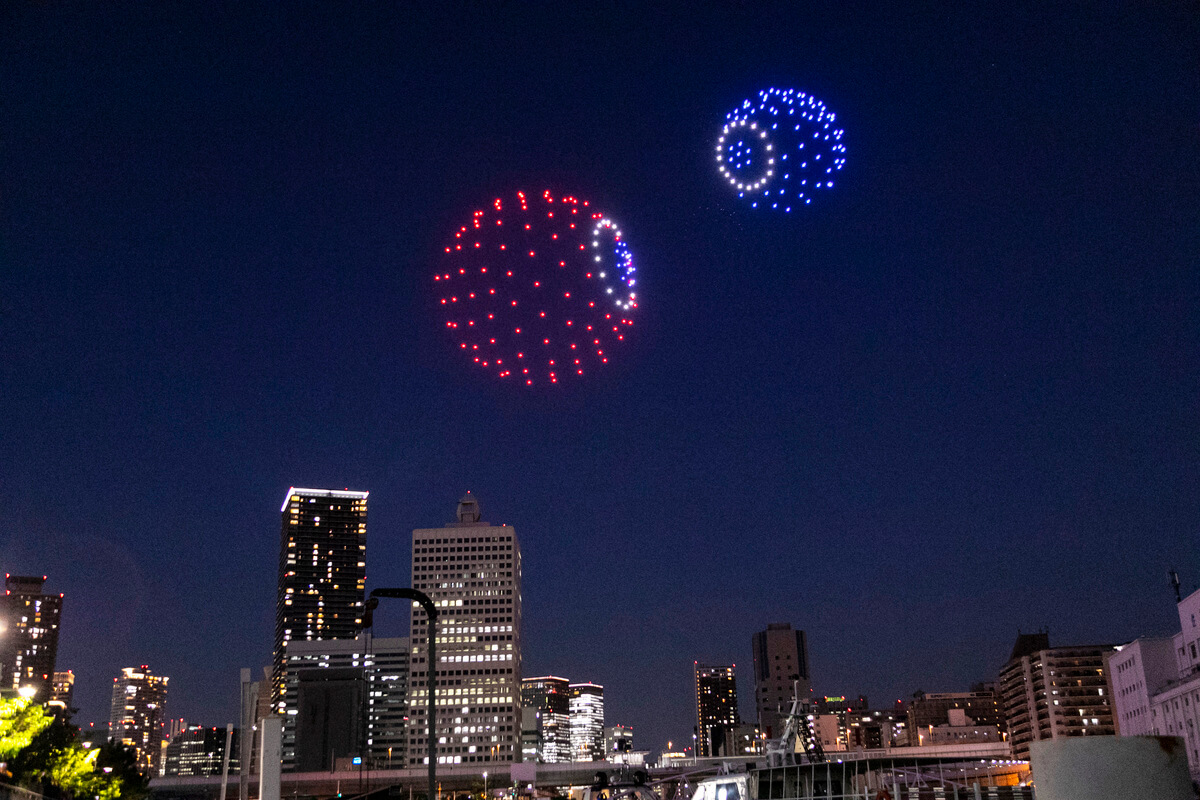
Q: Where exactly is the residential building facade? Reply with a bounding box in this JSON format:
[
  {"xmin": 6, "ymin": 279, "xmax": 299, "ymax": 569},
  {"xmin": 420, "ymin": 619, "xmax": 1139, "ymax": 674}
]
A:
[
  {"xmin": 998, "ymin": 633, "xmax": 1117, "ymax": 759},
  {"xmin": 695, "ymin": 663, "xmax": 739, "ymax": 757},
  {"xmin": 109, "ymin": 666, "xmax": 170, "ymax": 775},
  {"xmin": 1, "ymin": 575, "xmax": 63, "ymax": 702},
  {"xmin": 273, "ymin": 487, "xmax": 369, "ymax": 711}
]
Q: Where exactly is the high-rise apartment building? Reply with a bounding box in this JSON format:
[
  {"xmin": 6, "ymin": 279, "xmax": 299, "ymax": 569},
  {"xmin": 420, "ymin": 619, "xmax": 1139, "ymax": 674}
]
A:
[
  {"xmin": 409, "ymin": 494, "xmax": 522, "ymax": 766},
  {"xmin": 1, "ymin": 575, "xmax": 63, "ymax": 701},
  {"xmin": 521, "ymin": 676, "xmax": 571, "ymax": 763},
  {"xmin": 49, "ymin": 670, "xmax": 74, "ymax": 712},
  {"xmin": 280, "ymin": 633, "xmax": 409, "ymax": 771},
  {"xmin": 109, "ymin": 666, "xmax": 170, "ymax": 775},
  {"xmin": 568, "ymin": 683, "xmax": 604, "ymax": 761},
  {"xmin": 751, "ymin": 623, "xmax": 810, "ymax": 738},
  {"xmin": 695, "ymin": 663, "xmax": 739, "ymax": 757},
  {"xmin": 998, "ymin": 633, "xmax": 1117, "ymax": 759},
  {"xmin": 273, "ymin": 487, "xmax": 369, "ymax": 711}
]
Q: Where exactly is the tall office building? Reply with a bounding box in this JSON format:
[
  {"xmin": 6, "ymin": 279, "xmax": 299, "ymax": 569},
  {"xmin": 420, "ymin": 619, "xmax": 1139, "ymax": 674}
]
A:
[
  {"xmin": 162, "ymin": 725, "xmax": 240, "ymax": 778},
  {"xmin": 273, "ymin": 487, "xmax": 369, "ymax": 711},
  {"xmin": 521, "ymin": 676, "xmax": 571, "ymax": 763},
  {"xmin": 751, "ymin": 623, "xmax": 811, "ymax": 739},
  {"xmin": 109, "ymin": 666, "xmax": 170, "ymax": 775},
  {"xmin": 695, "ymin": 663, "xmax": 739, "ymax": 757},
  {"xmin": 998, "ymin": 633, "xmax": 1117, "ymax": 759},
  {"xmin": 1, "ymin": 575, "xmax": 63, "ymax": 701},
  {"xmin": 409, "ymin": 494, "xmax": 522, "ymax": 766},
  {"xmin": 280, "ymin": 633, "xmax": 409, "ymax": 771},
  {"xmin": 568, "ymin": 683, "xmax": 604, "ymax": 762}
]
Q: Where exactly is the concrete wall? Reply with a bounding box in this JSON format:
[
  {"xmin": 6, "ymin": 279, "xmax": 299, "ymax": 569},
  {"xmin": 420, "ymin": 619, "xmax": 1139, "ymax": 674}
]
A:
[{"xmin": 1030, "ymin": 736, "xmax": 1192, "ymax": 800}]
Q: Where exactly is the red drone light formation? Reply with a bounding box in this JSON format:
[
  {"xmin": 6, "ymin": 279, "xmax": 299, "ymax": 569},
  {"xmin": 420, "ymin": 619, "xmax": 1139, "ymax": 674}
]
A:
[{"xmin": 438, "ymin": 190, "xmax": 638, "ymax": 386}]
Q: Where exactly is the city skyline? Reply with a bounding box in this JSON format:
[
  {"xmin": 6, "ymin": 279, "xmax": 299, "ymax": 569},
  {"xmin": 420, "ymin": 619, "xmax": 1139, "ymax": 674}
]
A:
[{"xmin": 3, "ymin": 2, "xmax": 1198, "ymax": 765}]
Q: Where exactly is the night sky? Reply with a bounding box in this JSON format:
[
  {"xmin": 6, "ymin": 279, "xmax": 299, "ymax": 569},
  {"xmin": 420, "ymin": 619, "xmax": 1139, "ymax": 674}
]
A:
[{"xmin": 3, "ymin": 3, "xmax": 1199, "ymax": 757}]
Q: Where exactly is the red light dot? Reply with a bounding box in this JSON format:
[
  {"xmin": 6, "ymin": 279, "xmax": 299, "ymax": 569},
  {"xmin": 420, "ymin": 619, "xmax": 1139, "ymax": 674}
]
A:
[
  {"xmin": 500, "ymin": 245, "xmax": 506, "ymax": 250},
  {"xmin": 441, "ymin": 299, "xmax": 447, "ymax": 304},
  {"xmin": 539, "ymin": 311, "xmax": 546, "ymax": 318},
  {"xmin": 564, "ymin": 292, "xmax": 571, "ymax": 298},
  {"xmin": 489, "ymin": 339, "xmax": 496, "ymax": 344},
  {"xmin": 534, "ymin": 281, "xmax": 540, "ymax": 287},
  {"xmin": 543, "ymin": 339, "xmax": 549, "ymax": 345},
  {"xmin": 560, "ymin": 261, "xmax": 566, "ymax": 267},
  {"xmin": 487, "ymin": 313, "xmax": 494, "ymax": 319},
  {"xmin": 566, "ymin": 320, "xmax": 573, "ymax": 326},
  {"xmin": 515, "ymin": 328, "xmax": 521, "ymax": 334},
  {"xmin": 506, "ymin": 271, "xmax": 513, "ymax": 277},
  {"xmin": 577, "ymin": 370, "xmax": 583, "ymax": 375},
  {"xmin": 529, "ymin": 251, "xmax": 535, "ymax": 257},
  {"xmin": 517, "ymin": 353, "xmax": 523, "ymax": 358}
]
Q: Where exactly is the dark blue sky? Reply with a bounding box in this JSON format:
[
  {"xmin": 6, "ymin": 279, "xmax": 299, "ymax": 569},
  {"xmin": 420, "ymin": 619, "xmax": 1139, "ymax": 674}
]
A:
[{"xmin": 2, "ymin": 3, "xmax": 1198, "ymax": 755}]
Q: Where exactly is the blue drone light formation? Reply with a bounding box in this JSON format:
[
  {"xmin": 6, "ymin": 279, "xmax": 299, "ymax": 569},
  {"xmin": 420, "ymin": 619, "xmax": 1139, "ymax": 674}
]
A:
[{"xmin": 716, "ymin": 88, "xmax": 846, "ymax": 211}]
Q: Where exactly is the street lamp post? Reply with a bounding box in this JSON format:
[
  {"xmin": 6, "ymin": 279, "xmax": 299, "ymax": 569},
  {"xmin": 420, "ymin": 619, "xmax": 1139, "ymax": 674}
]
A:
[
  {"xmin": 483, "ymin": 771, "xmax": 488, "ymax": 798},
  {"xmin": 363, "ymin": 587, "xmax": 439, "ymax": 800}
]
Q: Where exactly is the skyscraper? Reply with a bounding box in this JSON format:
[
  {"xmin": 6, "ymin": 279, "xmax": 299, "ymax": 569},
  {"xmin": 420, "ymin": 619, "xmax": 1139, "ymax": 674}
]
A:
[
  {"xmin": 273, "ymin": 487, "xmax": 369, "ymax": 711},
  {"xmin": 520, "ymin": 676, "xmax": 571, "ymax": 763},
  {"xmin": 409, "ymin": 494, "xmax": 522, "ymax": 766},
  {"xmin": 751, "ymin": 623, "xmax": 811, "ymax": 738},
  {"xmin": 109, "ymin": 666, "xmax": 169, "ymax": 775},
  {"xmin": 568, "ymin": 683, "xmax": 604, "ymax": 762},
  {"xmin": 1, "ymin": 574, "xmax": 63, "ymax": 702},
  {"xmin": 695, "ymin": 663, "xmax": 738, "ymax": 758}
]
